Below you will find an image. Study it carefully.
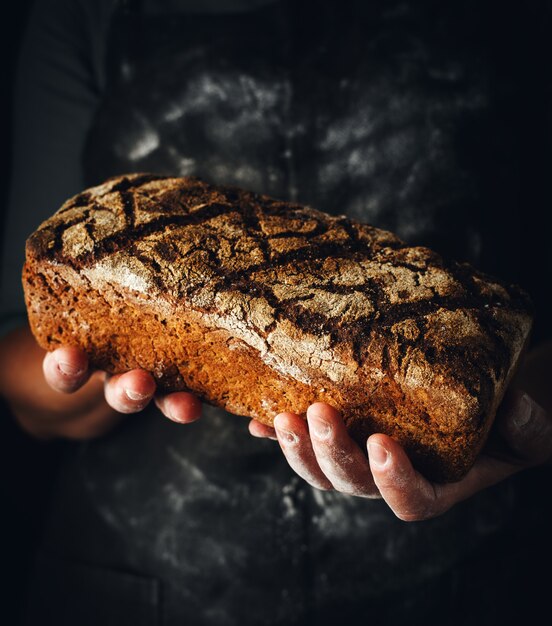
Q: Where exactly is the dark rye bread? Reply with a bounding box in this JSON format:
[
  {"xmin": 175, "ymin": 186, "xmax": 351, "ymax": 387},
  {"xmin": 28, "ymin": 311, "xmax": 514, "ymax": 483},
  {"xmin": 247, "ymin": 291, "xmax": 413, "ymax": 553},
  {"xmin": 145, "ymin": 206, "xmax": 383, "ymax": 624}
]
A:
[{"xmin": 22, "ymin": 173, "xmax": 533, "ymax": 482}]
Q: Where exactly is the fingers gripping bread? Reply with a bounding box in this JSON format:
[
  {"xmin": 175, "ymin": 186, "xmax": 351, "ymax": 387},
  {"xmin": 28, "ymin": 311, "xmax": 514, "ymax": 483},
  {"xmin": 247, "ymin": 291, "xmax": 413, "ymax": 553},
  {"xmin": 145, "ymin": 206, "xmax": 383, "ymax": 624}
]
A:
[{"xmin": 22, "ymin": 174, "xmax": 533, "ymax": 482}]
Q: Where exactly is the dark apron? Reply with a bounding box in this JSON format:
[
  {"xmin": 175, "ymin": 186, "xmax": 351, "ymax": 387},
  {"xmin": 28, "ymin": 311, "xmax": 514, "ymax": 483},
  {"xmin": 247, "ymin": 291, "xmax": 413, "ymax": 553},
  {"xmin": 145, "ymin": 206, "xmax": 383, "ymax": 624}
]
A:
[{"xmin": 24, "ymin": 1, "xmax": 527, "ymax": 624}]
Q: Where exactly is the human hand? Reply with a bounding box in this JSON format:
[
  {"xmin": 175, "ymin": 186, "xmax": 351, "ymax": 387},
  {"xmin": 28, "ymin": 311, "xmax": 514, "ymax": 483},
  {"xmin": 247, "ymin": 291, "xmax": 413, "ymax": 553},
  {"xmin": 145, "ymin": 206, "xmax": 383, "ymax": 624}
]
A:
[
  {"xmin": 248, "ymin": 391, "xmax": 552, "ymax": 521},
  {"xmin": 0, "ymin": 325, "xmax": 201, "ymax": 439}
]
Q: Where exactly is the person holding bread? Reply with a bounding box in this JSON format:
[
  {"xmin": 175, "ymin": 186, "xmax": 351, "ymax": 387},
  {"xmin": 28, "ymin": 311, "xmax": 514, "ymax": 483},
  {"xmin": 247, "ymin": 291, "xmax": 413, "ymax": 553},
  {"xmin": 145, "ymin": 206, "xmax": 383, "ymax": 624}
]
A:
[{"xmin": 1, "ymin": 0, "xmax": 551, "ymax": 624}]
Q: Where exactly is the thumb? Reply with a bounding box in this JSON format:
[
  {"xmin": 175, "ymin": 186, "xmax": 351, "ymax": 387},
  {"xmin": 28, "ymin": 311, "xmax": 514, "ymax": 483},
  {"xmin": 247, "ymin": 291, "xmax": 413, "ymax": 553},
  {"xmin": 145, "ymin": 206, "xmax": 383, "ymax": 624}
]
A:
[{"xmin": 494, "ymin": 389, "xmax": 552, "ymax": 467}]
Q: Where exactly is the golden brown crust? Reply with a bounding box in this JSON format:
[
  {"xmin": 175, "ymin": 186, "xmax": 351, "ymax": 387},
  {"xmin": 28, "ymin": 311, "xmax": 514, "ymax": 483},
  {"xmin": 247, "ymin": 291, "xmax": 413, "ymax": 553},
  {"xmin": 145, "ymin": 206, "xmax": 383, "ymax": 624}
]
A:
[{"xmin": 23, "ymin": 173, "xmax": 533, "ymax": 482}]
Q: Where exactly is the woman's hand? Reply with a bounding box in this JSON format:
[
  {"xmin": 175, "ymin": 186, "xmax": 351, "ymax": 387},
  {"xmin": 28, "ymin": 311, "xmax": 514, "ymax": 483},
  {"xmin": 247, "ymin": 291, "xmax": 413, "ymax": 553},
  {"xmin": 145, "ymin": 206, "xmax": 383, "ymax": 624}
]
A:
[
  {"xmin": 0, "ymin": 325, "xmax": 201, "ymax": 440},
  {"xmin": 250, "ymin": 391, "xmax": 551, "ymax": 520},
  {"xmin": 249, "ymin": 340, "xmax": 552, "ymax": 520}
]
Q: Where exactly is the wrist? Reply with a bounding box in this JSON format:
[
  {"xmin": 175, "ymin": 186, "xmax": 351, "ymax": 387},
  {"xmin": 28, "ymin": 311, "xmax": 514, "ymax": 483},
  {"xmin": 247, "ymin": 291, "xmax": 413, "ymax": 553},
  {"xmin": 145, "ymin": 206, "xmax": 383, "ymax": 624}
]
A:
[{"xmin": 0, "ymin": 326, "xmax": 119, "ymax": 439}]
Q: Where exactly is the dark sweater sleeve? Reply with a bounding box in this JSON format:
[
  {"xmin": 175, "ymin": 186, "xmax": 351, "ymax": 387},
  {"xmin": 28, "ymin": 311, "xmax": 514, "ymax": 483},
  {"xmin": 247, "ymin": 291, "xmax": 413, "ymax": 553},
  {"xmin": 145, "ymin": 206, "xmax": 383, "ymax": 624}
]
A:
[{"xmin": 0, "ymin": 0, "xmax": 115, "ymax": 337}]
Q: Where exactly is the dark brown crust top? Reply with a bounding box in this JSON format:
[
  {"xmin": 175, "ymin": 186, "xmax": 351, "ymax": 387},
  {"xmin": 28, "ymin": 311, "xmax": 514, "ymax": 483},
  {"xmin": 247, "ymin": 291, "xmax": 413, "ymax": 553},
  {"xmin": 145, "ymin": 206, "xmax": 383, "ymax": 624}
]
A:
[
  {"xmin": 25, "ymin": 173, "xmax": 533, "ymax": 479},
  {"xmin": 27, "ymin": 173, "xmax": 532, "ymax": 351}
]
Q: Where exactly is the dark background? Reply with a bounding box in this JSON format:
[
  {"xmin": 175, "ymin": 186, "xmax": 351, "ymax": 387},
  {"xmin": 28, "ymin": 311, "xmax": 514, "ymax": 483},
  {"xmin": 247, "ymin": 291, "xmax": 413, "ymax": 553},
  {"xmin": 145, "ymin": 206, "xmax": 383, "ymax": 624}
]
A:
[
  {"xmin": 1, "ymin": 2, "xmax": 551, "ymax": 625},
  {"xmin": 0, "ymin": 2, "xmax": 64, "ymax": 624},
  {"xmin": 0, "ymin": 1, "xmax": 33, "ymax": 198}
]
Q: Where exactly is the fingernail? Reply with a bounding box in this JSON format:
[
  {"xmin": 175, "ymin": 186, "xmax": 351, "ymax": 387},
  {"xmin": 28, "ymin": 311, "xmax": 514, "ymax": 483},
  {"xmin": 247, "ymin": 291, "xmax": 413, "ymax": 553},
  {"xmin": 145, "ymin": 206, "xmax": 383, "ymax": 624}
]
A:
[
  {"xmin": 276, "ymin": 427, "xmax": 298, "ymax": 445},
  {"xmin": 309, "ymin": 416, "xmax": 331, "ymax": 440},
  {"xmin": 125, "ymin": 388, "xmax": 149, "ymax": 402},
  {"xmin": 164, "ymin": 409, "xmax": 181, "ymax": 423},
  {"xmin": 57, "ymin": 360, "xmax": 84, "ymax": 377},
  {"xmin": 513, "ymin": 393, "xmax": 533, "ymax": 429},
  {"xmin": 368, "ymin": 442, "xmax": 389, "ymax": 468}
]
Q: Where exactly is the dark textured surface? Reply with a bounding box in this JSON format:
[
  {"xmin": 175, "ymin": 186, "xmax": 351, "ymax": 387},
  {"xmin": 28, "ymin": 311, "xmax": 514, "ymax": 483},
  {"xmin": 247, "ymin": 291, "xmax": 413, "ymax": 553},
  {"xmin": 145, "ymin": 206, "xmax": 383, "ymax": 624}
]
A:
[
  {"xmin": 21, "ymin": 405, "xmax": 526, "ymax": 626},
  {"xmin": 86, "ymin": 1, "xmax": 492, "ymax": 265}
]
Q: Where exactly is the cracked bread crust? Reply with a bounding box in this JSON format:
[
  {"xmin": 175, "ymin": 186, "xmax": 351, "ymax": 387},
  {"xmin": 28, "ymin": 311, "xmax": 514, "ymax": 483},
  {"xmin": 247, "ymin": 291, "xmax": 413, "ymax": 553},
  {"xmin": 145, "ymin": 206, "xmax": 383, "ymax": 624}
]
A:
[{"xmin": 23, "ymin": 173, "xmax": 533, "ymax": 482}]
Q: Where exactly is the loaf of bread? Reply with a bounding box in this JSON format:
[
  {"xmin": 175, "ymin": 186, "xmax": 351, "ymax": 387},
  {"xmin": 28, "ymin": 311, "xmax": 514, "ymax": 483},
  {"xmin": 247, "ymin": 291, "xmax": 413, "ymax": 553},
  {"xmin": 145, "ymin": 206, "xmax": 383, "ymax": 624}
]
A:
[{"xmin": 22, "ymin": 173, "xmax": 532, "ymax": 482}]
